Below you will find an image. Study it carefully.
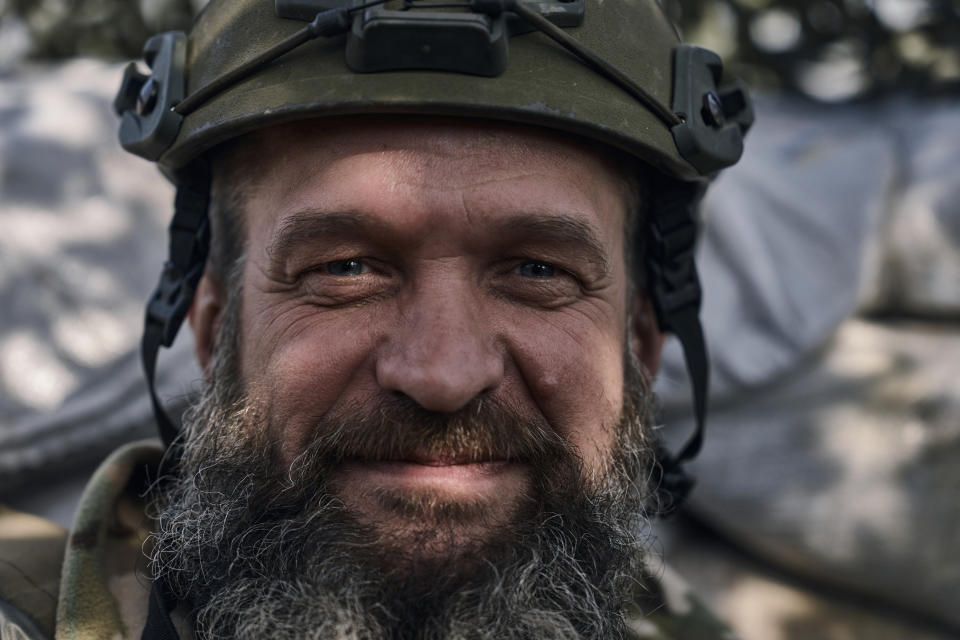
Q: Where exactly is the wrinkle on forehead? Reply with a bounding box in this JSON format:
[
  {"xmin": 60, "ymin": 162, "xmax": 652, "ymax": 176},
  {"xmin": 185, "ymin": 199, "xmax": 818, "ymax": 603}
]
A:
[{"xmin": 220, "ymin": 116, "xmax": 633, "ymax": 202}]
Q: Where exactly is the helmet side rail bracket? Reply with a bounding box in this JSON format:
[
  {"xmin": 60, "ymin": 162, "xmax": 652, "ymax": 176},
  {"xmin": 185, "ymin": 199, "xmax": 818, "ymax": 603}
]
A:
[
  {"xmin": 114, "ymin": 32, "xmax": 187, "ymax": 161},
  {"xmin": 670, "ymin": 46, "xmax": 754, "ymax": 175}
]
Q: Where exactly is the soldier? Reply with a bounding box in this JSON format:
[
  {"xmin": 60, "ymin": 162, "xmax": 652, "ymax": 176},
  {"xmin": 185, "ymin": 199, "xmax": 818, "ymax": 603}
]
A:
[{"xmin": 0, "ymin": 0, "xmax": 751, "ymax": 637}]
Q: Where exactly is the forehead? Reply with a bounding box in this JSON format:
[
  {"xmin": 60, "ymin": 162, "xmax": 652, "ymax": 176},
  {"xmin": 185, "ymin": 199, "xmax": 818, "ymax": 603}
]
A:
[
  {"xmin": 213, "ymin": 118, "xmax": 636, "ymax": 270},
  {"xmin": 220, "ymin": 116, "xmax": 632, "ymax": 209}
]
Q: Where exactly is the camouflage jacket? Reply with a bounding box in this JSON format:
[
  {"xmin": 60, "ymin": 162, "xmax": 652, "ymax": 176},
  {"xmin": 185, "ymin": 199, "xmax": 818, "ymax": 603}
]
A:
[{"xmin": 0, "ymin": 440, "xmax": 738, "ymax": 640}]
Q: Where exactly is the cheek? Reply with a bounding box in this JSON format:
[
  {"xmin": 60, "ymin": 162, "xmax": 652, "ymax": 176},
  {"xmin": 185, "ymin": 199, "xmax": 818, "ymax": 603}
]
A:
[
  {"xmin": 504, "ymin": 308, "xmax": 625, "ymax": 467},
  {"xmin": 239, "ymin": 294, "xmax": 382, "ymax": 461}
]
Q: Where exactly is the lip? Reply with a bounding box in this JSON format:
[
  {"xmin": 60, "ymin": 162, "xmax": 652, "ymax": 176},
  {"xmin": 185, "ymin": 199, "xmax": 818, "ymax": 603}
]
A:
[
  {"xmin": 355, "ymin": 459, "xmax": 511, "ymax": 477},
  {"xmin": 402, "ymin": 451, "xmax": 498, "ymax": 466},
  {"xmin": 336, "ymin": 459, "xmax": 526, "ymax": 496}
]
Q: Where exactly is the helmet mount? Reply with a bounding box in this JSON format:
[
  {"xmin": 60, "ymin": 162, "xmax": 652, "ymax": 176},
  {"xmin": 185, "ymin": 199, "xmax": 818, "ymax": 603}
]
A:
[{"xmin": 115, "ymin": 0, "xmax": 753, "ymax": 515}]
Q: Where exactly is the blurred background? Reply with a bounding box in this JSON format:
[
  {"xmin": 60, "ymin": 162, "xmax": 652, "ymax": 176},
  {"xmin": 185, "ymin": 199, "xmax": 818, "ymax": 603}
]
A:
[{"xmin": 1, "ymin": 1, "xmax": 958, "ymax": 639}]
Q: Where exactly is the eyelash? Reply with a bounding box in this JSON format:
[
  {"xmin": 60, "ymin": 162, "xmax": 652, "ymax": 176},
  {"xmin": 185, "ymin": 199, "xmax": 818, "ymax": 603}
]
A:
[
  {"xmin": 514, "ymin": 260, "xmax": 557, "ymax": 278},
  {"xmin": 314, "ymin": 259, "xmax": 568, "ymax": 278},
  {"xmin": 324, "ymin": 258, "xmax": 368, "ymax": 276},
  {"xmin": 298, "ymin": 257, "xmax": 581, "ymax": 308}
]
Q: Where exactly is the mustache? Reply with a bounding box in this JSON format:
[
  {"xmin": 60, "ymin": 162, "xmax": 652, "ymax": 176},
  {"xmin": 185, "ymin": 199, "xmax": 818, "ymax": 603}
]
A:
[{"xmin": 291, "ymin": 394, "xmax": 574, "ymax": 469}]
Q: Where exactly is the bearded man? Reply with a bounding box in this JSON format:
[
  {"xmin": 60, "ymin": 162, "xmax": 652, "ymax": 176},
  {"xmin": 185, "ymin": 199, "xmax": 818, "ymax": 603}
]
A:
[{"xmin": 0, "ymin": 0, "xmax": 751, "ymax": 638}]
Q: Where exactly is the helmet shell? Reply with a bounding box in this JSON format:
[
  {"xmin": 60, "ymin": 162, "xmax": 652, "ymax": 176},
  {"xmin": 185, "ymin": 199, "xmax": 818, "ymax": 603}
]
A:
[{"xmin": 159, "ymin": 0, "xmax": 701, "ymax": 180}]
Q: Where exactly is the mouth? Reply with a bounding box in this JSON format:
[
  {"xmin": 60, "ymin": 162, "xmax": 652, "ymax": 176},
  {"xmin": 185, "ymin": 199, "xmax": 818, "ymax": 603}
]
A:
[
  {"xmin": 334, "ymin": 454, "xmax": 529, "ymax": 503},
  {"xmin": 400, "ymin": 450, "xmax": 506, "ymax": 466}
]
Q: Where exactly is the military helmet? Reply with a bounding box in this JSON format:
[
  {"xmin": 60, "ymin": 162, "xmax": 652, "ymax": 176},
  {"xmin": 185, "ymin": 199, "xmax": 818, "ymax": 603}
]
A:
[{"xmin": 114, "ymin": 0, "xmax": 753, "ymax": 511}]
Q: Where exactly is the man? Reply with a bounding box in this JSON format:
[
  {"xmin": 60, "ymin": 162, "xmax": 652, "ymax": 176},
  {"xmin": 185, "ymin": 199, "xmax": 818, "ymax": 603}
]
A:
[{"xmin": 0, "ymin": 0, "xmax": 751, "ymax": 638}]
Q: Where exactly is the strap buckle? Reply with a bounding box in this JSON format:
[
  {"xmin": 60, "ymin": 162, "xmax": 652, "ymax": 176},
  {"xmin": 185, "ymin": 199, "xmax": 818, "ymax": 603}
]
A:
[{"xmin": 146, "ymin": 260, "xmax": 204, "ymax": 348}]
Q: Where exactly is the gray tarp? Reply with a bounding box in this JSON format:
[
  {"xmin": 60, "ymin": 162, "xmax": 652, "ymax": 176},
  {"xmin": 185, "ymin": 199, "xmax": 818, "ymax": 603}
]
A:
[
  {"xmin": 0, "ymin": 60, "xmax": 200, "ymax": 513},
  {"xmin": 655, "ymin": 95, "xmax": 960, "ymax": 636},
  {"xmin": 1, "ymin": 59, "xmax": 958, "ymax": 638}
]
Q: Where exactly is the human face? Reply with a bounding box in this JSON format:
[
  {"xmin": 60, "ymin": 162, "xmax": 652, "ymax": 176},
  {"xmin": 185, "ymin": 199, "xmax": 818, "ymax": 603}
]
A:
[{"xmin": 193, "ymin": 117, "xmax": 657, "ymax": 550}]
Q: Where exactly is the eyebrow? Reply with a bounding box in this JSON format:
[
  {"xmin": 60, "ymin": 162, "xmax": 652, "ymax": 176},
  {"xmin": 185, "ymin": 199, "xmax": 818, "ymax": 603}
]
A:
[
  {"xmin": 266, "ymin": 208, "xmax": 611, "ymax": 277},
  {"xmin": 501, "ymin": 214, "xmax": 611, "ymax": 276},
  {"xmin": 266, "ymin": 210, "xmax": 388, "ymax": 265}
]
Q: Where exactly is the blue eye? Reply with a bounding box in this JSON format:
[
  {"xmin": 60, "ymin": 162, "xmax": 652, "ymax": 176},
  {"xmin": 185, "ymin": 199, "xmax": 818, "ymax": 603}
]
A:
[
  {"xmin": 326, "ymin": 258, "xmax": 365, "ymax": 276},
  {"xmin": 517, "ymin": 261, "xmax": 556, "ymax": 278}
]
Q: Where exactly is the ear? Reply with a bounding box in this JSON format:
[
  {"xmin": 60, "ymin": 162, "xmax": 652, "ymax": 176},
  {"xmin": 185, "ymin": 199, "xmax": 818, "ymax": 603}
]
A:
[
  {"xmin": 187, "ymin": 271, "xmax": 224, "ymax": 377},
  {"xmin": 630, "ymin": 293, "xmax": 667, "ymax": 376}
]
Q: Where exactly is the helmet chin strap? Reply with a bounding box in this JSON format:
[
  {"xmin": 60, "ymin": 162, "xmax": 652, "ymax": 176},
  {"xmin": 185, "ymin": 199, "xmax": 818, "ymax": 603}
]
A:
[
  {"xmin": 643, "ymin": 178, "xmax": 710, "ymax": 513},
  {"xmin": 141, "ymin": 162, "xmax": 211, "ymax": 453}
]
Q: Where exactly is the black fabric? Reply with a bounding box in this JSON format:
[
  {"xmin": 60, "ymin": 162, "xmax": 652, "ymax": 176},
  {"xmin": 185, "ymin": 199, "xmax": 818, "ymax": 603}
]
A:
[
  {"xmin": 142, "ymin": 320, "xmax": 177, "ymax": 449},
  {"xmin": 670, "ymin": 306, "xmax": 709, "ymax": 464},
  {"xmin": 652, "ymin": 303, "xmax": 708, "ymax": 512},
  {"xmin": 645, "ymin": 180, "xmax": 710, "ymax": 513},
  {"xmin": 141, "ymin": 580, "xmax": 180, "ymax": 640}
]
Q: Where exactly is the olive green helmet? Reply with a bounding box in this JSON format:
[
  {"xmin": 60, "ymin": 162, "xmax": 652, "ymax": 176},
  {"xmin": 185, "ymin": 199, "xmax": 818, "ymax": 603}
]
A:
[{"xmin": 114, "ymin": 0, "xmax": 753, "ymax": 511}]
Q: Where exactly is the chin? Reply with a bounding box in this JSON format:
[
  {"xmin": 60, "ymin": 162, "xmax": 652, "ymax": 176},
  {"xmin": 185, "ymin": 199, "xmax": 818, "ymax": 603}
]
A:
[{"xmin": 338, "ymin": 480, "xmax": 532, "ymax": 569}]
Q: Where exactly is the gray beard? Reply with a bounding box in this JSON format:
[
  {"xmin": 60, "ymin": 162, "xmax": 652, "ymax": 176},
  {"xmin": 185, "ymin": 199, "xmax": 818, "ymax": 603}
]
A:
[{"xmin": 148, "ymin": 318, "xmax": 658, "ymax": 640}]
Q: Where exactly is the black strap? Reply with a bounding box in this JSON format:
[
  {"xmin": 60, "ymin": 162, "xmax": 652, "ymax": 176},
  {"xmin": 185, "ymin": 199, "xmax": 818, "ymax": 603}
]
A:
[
  {"xmin": 645, "ymin": 180, "xmax": 710, "ymax": 513},
  {"xmin": 142, "ymin": 580, "xmax": 181, "ymax": 640},
  {"xmin": 653, "ymin": 304, "xmax": 708, "ymax": 512},
  {"xmin": 140, "ymin": 169, "xmax": 209, "ymax": 640},
  {"xmin": 142, "ymin": 163, "xmax": 212, "ymax": 449},
  {"xmin": 668, "ymin": 307, "xmax": 708, "ymax": 464}
]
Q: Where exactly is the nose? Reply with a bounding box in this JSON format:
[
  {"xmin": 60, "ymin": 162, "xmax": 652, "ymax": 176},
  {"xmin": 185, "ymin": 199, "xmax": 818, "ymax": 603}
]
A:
[{"xmin": 375, "ymin": 288, "xmax": 504, "ymax": 413}]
